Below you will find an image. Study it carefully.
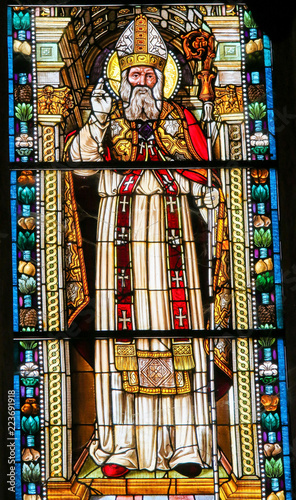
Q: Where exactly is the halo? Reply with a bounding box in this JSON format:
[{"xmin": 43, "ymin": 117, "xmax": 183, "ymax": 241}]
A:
[{"xmin": 104, "ymin": 50, "xmax": 181, "ymax": 100}]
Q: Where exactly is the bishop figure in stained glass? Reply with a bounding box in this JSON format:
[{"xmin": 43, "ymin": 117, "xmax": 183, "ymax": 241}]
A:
[{"xmin": 65, "ymin": 14, "xmax": 232, "ymax": 478}]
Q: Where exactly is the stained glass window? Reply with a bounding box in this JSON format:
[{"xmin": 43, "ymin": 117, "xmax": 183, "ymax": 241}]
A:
[{"xmin": 5, "ymin": 3, "xmax": 294, "ymax": 500}]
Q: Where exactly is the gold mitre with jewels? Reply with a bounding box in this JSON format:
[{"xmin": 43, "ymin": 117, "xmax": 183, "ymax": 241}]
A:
[{"xmin": 115, "ymin": 14, "xmax": 168, "ymax": 72}]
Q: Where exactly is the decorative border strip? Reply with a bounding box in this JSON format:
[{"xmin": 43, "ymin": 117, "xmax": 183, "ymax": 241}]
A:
[
  {"xmin": 239, "ymin": 5, "xmax": 251, "ymax": 161},
  {"xmin": 242, "ymin": 6, "xmax": 276, "ymax": 161},
  {"xmin": 236, "ymin": 338, "xmax": 255, "ymax": 475},
  {"xmin": 277, "ymin": 339, "xmax": 292, "ymax": 500},
  {"xmin": 30, "ymin": 8, "xmax": 39, "ymax": 163},
  {"xmin": 253, "ymin": 337, "xmax": 266, "ymax": 496},
  {"xmin": 250, "ymin": 167, "xmax": 283, "ymax": 329},
  {"xmin": 10, "ymin": 169, "xmax": 39, "ymax": 333},
  {"xmin": 11, "ymin": 170, "xmax": 19, "ymax": 331},
  {"xmin": 8, "ymin": 7, "xmax": 15, "ymax": 163},
  {"xmin": 38, "ymin": 342, "xmax": 47, "ymax": 500},
  {"xmin": 263, "ymin": 34, "xmax": 277, "ymax": 160},
  {"xmin": 47, "ymin": 340, "xmax": 63, "ymax": 477},
  {"xmin": 230, "ymin": 168, "xmax": 249, "ymax": 329},
  {"xmin": 16, "ymin": 171, "xmax": 39, "ymax": 333},
  {"xmin": 10, "ymin": 6, "xmax": 35, "ymax": 164},
  {"xmin": 8, "ymin": 6, "xmax": 40, "ymax": 333},
  {"xmin": 269, "ymin": 169, "xmax": 284, "ymax": 328},
  {"xmin": 44, "ymin": 171, "xmax": 61, "ymax": 332},
  {"xmin": 258, "ymin": 337, "xmax": 287, "ymax": 499},
  {"xmin": 246, "ymin": 168, "xmax": 258, "ymax": 328},
  {"xmin": 13, "ymin": 366, "xmax": 22, "ymax": 500},
  {"xmin": 15, "ymin": 340, "xmax": 42, "ymax": 499},
  {"xmin": 35, "ymin": 172, "xmax": 43, "ymax": 331}
]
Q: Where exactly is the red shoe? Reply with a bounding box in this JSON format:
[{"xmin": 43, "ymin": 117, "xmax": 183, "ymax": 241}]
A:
[{"xmin": 102, "ymin": 464, "xmax": 129, "ymax": 478}]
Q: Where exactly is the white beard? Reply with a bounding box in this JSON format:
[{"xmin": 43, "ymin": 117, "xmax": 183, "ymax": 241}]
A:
[{"xmin": 120, "ymin": 69, "xmax": 163, "ymax": 121}]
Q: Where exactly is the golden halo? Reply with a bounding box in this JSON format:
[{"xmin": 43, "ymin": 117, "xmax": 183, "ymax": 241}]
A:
[{"xmin": 105, "ymin": 50, "xmax": 180, "ymax": 100}]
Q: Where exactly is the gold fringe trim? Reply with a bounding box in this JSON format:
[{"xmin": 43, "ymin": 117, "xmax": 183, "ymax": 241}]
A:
[
  {"xmin": 172, "ymin": 343, "xmax": 195, "ymax": 371},
  {"xmin": 114, "ymin": 344, "xmax": 138, "ymax": 371}
]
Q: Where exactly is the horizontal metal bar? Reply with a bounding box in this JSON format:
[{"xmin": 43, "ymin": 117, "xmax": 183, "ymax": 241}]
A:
[
  {"xmin": 8, "ymin": 159, "xmax": 279, "ymax": 170},
  {"xmin": 13, "ymin": 327, "xmax": 286, "ymax": 340}
]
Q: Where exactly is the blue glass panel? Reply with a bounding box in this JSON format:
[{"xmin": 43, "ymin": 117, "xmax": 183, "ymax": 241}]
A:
[
  {"xmin": 14, "ymin": 461, "xmax": 22, "ymax": 500},
  {"xmin": 14, "ymin": 374, "xmax": 20, "ymax": 420},
  {"xmin": 9, "ymin": 94, "xmax": 14, "ymax": 116},
  {"xmin": 271, "ymin": 211, "xmax": 280, "ymax": 251},
  {"xmin": 8, "ymin": 78, "xmax": 14, "ymax": 94},
  {"xmin": 275, "ymin": 284, "xmax": 284, "ymax": 328},
  {"xmin": 265, "ymin": 67, "xmax": 274, "ymax": 108},
  {"xmin": 12, "ymin": 243, "xmax": 17, "ymax": 287},
  {"xmin": 15, "ymin": 428, "xmax": 21, "ymax": 460},
  {"xmin": 279, "ymin": 381, "xmax": 288, "ymax": 425},
  {"xmin": 267, "ymin": 109, "xmax": 275, "ymax": 135},
  {"xmin": 282, "ymin": 462, "xmax": 292, "ymax": 500},
  {"xmin": 10, "ymin": 169, "xmax": 17, "ymax": 187},
  {"xmin": 265, "ymin": 62, "xmax": 276, "ymax": 159},
  {"xmin": 269, "ymin": 134, "xmax": 277, "ymax": 159},
  {"xmin": 10, "ymin": 180, "xmax": 16, "ymax": 200},
  {"xmin": 273, "ymin": 253, "xmax": 282, "ymax": 284},
  {"xmin": 277, "ymin": 338, "xmax": 286, "ymax": 380},
  {"xmin": 13, "ymin": 286, "xmax": 19, "ymax": 331},
  {"xmin": 7, "ymin": 37, "xmax": 13, "ymax": 79},
  {"xmin": 264, "ymin": 47, "xmax": 271, "ymax": 67},
  {"xmin": 251, "ymin": 71, "xmax": 260, "ymax": 84},
  {"xmin": 11, "ymin": 200, "xmax": 17, "ymax": 243},
  {"xmin": 277, "ymin": 339, "xmax": 292, "ymax": 496},
  {"xmin": 9, "ymin": 116, "xmax": 14, "ymax": 135},
  {"xmin": 7, "ymin": 7, "xmax": 12, "ymax": 36},
  {"xmin": 9, "ymin": 136, "xmax": 15, "ymax": 162},
  {"xmin": 269, "ymin": 169, "xmax": 278, "ymax": 210},
  {"xmin": 263, "ymin": 34, "xmax": 271, "ymax": 50}
]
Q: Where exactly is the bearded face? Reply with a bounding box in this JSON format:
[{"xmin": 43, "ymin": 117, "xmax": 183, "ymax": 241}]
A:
[{"xmin": 120, "ymin": 67, "xmax": 163, "ymax": 121}]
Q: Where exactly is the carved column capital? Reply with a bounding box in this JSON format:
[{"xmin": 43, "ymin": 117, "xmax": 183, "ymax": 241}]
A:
[{"xmin": 38, "ymin": 85, "xmax": 74, "ymax": 125}]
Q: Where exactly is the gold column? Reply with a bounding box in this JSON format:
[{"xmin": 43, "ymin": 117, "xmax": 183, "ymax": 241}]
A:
[
  {"xmin": 35, "ymin": 15, "xmax": 73, "ymax": 484},
  {"xmin": 230, "ymin": 168, "xmax": 256, "ymax": 477},
  {"xmin": 37, "ymin": 86, "xmax": 73, "ymax": 332},
  {"xmin": 48, "ymin": 340, "xmax": 63, "ymax": 477}
]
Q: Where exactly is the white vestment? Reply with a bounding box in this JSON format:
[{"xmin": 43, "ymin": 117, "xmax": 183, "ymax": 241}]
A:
[{"xmin": 70, "ymin": 128, "xmax": 214, "ymax": 472}]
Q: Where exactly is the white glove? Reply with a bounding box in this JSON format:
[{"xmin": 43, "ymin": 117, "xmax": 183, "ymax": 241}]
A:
[
  {"xmin": 202, "ymin": 186, "xmax": 219, "ymax": 209},
  {"xmin": 91, "ymin": 78, "xmax": 112, "ymax": 124}
]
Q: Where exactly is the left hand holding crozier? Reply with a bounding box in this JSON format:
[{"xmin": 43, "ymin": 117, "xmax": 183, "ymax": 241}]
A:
[{"xmin": 203, "ymin": 187, "xmax": 219, "ymax": 209}]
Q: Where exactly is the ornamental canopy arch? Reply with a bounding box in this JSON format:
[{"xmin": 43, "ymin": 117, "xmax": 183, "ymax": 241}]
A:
[{"xmin": 35, "ymin": 5, "xmax": 243, "ymax": 148}]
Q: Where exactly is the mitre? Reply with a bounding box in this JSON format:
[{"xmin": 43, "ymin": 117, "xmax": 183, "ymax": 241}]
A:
[{"xmin": 115, "ymin": 14, "xmax": 168, "ymax": 72}]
